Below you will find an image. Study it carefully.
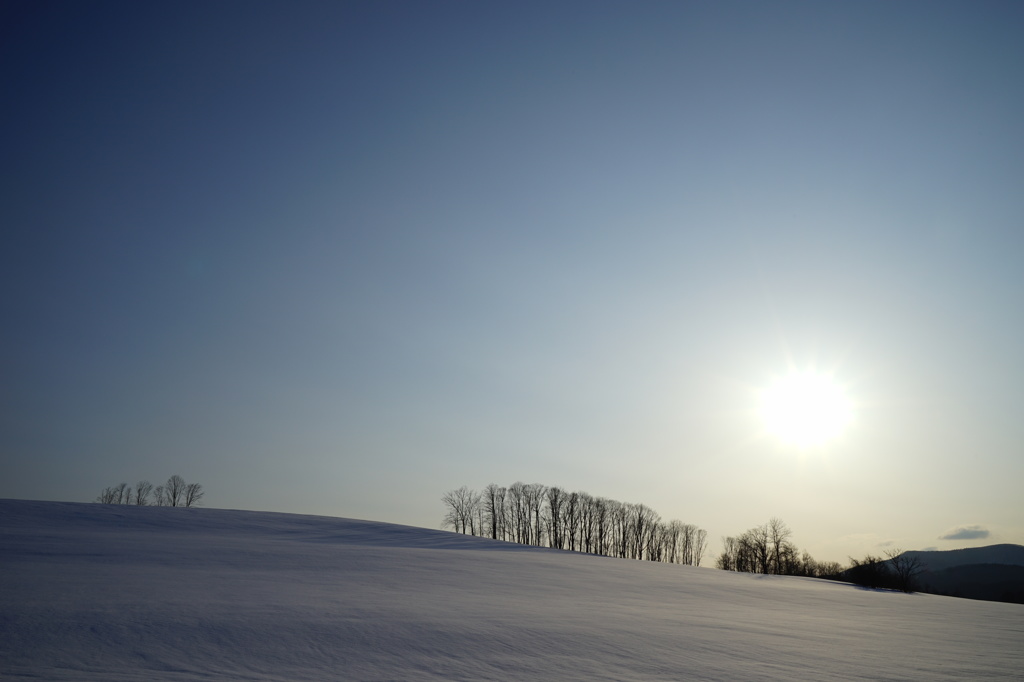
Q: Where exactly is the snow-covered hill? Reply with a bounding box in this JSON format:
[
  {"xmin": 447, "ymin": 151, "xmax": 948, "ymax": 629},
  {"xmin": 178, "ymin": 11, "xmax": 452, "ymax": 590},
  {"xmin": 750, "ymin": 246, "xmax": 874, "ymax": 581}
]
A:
[{"xmin": 2, "ymin": 500, "xmax": 1021, "ymax": 681}]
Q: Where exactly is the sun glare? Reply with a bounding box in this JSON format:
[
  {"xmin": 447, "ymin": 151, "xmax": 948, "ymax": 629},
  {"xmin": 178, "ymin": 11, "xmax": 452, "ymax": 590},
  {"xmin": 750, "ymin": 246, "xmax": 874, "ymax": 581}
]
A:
[{"xmin": 759, "ymin": 371, "xmax": 852, "ymax": 449}]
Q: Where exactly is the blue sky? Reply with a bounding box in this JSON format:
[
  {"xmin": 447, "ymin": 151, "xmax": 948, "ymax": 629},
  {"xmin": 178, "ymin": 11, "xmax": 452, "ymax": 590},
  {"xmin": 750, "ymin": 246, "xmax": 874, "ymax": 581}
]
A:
[{"xmin": 3, "ymin": 1, "xmax": 1023, "ymax": 562}]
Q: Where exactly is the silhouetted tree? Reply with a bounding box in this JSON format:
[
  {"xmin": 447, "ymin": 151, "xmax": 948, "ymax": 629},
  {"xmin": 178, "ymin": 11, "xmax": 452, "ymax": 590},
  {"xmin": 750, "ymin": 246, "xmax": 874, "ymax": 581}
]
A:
[
  {"xmin": 441, "ymin": 481, "xmax": 706, "ymax": 566},
  {"xmin": 96, "ymin": 476, "xmax": 203, "ymax": 507},
  {"xmin": 96, "ymin": 486, "xmax": 119, "ymax": 504},
  {"xmin": 609, "ymin": 500, "xmax": 629, "ymax": 558},
  {"xmin": 593, "ymin": 496, "xmax": 610, "ymax": 556},
  {"xmin": 629, "ymin": 504, "xmax": 660, "ymax": 560},
  {"xmin": 578, "ymin": 492, "xmax": 596, "ymax": 554},
  {"xmin": 545, "ymin": 486, "xmax": 567, "ymax": 549},
  {"xmin": 681, "ymin": 523, "xmax": 708, "ymax": 567},
  {"xmin": 718, "ymin": 520, "xmax": 810, "ymax": 575},
  {"xmin": 524, "ymin": 483, "xmax": 546, "ymax": 546},
  {"xmin": 768, "ymin": 517, "xmax": 792, "ymax": 574},
  {"xmin": 885, "ymin": 548, "xmax": 923, "ymax": 593},
  {"xmin": 133, "ymin": 480, "xmax": 153, "ymax": 505},
  {"xmin": 482, "ymin": 483, "xmax": 507, "ymax": 541},
  {"xmin": 796, "ymin": 550, "xmax": 819, "ymax": 577},
  {"xmin": 441, "ymin": 486, "xmax": 481, "ymax": 535},
  {"xmin": 565, "ymin": 491, "xmax": 581, "ymax": 552},
  {"xmin": 506, "ymin": 482, "xmax": 528, "ymax": 544},
  {"xmin": 816, "ymin": 561, "xmax": 845, "ymax": 579},
  {"xmin": 96, "ymin": 482, "xmax": 130, "ymax": 504},
  {"xmin": 717, "ymin": 536, "xmax": 739, "ymax": 571},
  {"xmin": 184, "ymin": 482, "xmax": 204, "ymax": 507},
  {"xmin": 846, "ymin": 555, "xmax": 892, "ymax": 589},
  {"xmin": 165, "ymin": 475, "xmax": 187, "ymax": 507},
  {"xmin": 743, "ymin": 523, "xmax": 772, "ymax": 574}
]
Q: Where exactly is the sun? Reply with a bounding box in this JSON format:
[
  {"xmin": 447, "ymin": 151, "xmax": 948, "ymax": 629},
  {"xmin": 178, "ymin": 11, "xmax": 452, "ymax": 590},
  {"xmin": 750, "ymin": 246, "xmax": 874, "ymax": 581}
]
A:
[{"xmin": 759, "ymin": 370, "xmax": 852, "ymax": 448}]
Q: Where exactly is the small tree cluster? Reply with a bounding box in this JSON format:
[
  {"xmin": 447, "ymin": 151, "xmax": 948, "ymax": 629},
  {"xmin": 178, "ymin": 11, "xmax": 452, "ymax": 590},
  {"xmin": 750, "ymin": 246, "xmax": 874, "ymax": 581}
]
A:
[
  {"xmin": 716, "ymin": 518, "xmax": 839, "ymax": 578},
  {"xmin": 96, "ymin": 475, "xmax": 204, "ymax": 508},
  {"xmin": 717, "ymin": 521, "xmax": 923, "ymax": 592},
  {"xmin": 844, "ymin": 548, "xmax": 923, "ymax": 592},
  {"xmin": 442, "ymin": 482, "xmax": 708, "ymax": 566}
]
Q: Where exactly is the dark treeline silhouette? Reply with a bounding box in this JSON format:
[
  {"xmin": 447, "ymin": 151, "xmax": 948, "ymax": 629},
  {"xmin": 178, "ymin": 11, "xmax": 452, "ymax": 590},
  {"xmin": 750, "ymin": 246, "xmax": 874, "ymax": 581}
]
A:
[
  {"xmin": 441, "ymin": 482, "xmax": 708, "ymax": 566},
  {"xmin": 717, "ymin": 521, "xmax": 924, "ymax": 592},
  {"xmin": 842, "ymin": 549, "xmax": 923, "ymax": 593},
  {"xmin": 96, "ymin": 475, "xmax": 204, "ymax": 508},
  {"xmin": 716, "ymin": 518, "xmax": 844, "ymax": 579}
]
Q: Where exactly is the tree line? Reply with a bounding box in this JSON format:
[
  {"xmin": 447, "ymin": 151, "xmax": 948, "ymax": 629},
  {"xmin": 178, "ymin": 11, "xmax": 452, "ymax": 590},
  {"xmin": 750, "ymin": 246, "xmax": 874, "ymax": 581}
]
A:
[
  {"xmin": 96, "ymin": 475, "xmax": 204, "ymax": 508},
  {"xmin": 716, "ymin": 518, "xmax": 923, "ymax": 592},
  {"xmin": 442, "ymin": 483, "xmax": 708, "ymax": 566},
  {"xmin": 716, "ymin": 518, "xmax": 842, "ymax": 578},
  {"xmin": 844, "ymin": 550, "xmax": 923, "ymax": 593}
]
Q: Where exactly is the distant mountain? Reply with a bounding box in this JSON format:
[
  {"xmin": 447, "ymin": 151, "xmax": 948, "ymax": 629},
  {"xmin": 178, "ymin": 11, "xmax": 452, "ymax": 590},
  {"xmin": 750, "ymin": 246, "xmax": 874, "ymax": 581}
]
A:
[
  {"xmin": 919, "ymin": 564, "xmax": 1024, "ymax": 604},
  {"xmin": 900, "ymin": 545, "xmax": 1024, "ymax": 604},
  {"xmin": 902, "ymin": 544, "xmax": 1024, "ymax": 572}
]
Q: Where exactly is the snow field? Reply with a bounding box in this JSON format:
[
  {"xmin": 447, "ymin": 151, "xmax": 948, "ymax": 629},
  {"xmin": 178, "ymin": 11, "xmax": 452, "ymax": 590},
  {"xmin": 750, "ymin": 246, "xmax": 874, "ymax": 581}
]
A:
[{"xmin": 2, "ymin": 500, "xmax": 1021, "ymax": 681}]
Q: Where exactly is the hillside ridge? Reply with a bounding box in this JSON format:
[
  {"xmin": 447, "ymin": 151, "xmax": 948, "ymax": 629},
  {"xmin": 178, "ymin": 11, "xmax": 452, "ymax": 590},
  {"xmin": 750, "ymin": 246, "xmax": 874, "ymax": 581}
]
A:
[
  {"xmin": 903, "ymin": 544, "xmax": 1024, "ymax": 571},
  {"xmin": 3, "ymin": 499, "xmax": 1023, "ymax": 681}
]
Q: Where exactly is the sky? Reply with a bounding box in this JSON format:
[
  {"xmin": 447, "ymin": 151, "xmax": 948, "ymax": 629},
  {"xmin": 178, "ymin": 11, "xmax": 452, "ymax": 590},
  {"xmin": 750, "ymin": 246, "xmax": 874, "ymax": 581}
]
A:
[{"xmin": 2, "ymin": 0, "xmax": 1023, "ymax": 564}]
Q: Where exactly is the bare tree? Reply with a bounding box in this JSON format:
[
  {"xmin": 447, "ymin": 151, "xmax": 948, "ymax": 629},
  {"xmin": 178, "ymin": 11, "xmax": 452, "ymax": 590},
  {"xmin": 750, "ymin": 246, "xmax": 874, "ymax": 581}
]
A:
[
  {"xmin": 593, "ymin": 497, "xmax": 610, "ymax": 556},
  {"xmin": 165, "ymin": 475, "xmax": 186, "ymax": 507},
  {"xmin": 96, "ymin": 482, "xmax": 130, "ymax": 504},
  {"xmin": 768, "ymin": 517, "xmax": 792, "ymax": 574},
  {"xmin": 719, "ymin": 520, "xmax": 808, "ymax": 574},
  {"xmin": 544, "ymin": 486, "xmax": 566, "ymax": 549},
  {"xmin": 798, "ymin": 550, "xmax": 819, "ymax": 577},
  {"xmin": 441, "ymin": 486, "xmax": 481, "ymax": 535},
  {"xmin": 524, "ymin": 483, "xmax": 546, "ymax": 546},
  {"xmin": 692, "ymin": 526, "xmax": 708, "ymax": 567},
  {"xmin": 505, "ymin": 482, "xmax": 545, "ymax": 546},
  {"xmin": 578, "ymin": 492, "xmax": 596, "ymax": 554},
  {"xmin": 662, "ymin": 520, "xmax": 681, "ymax": 563},
  {"xmin": 717, "ymin": 536, "xmax": 739, "ymax": 571},
  {"xmin": 112, "ymin": 482, "xmax": 130, "ymax": 504},
  {"xmin": 885, "ymin": 548, "xmax": 923, "ymax": 593},
  {"xmin": 846, "ymin": 554, "xmax": 891, "ymax": 589},
  {"xmin": 817, "ymin": 561, "xmax": 845, "ymax": 578},
  {"xmin": 133, "ymin": 480, "xmax": 153, "ymax": 505},
  {"xmin": 746, "ymin": 523, "xmax": 772, "ymax": 574},
  {"xmin": 506, "ymin": 482, "xmax": 527, "ymax": 544},
  {"xmin": 680, "ymin": 523, "xmax": 708, "ymax": 567},
  {"xmin": 608, "ymin": 499, "xmax": 629, "ymax": 558},
  {"xmin": 628, "ymin": 504, "xmax": 660, "ymax": 560},
  {"xmin": 564, "ymin": 491, "xmax": 581, "ymax": 552},
  {"xmin": 776, "ymin": 542, "xmax": 800, "ymax": 575},
  {"xmin": 183, "ymin": 482, "xmax": 204, "ymax": 507},
  {"xmin": 649, "ymin": 521, "xmax": 667, "ymax": 562},
  {"xmin": 441, "ymin": 480, "xmax": 707, "ymax": 566},
  {"xmin": 442, "ymin": 491, "xmax": 460, "ymax": 533},
  {"xmin": 96, "ymin": 486, "xmax": 119, "ymax": 504},
  {"xmin": 482, "ymin": 483, "xmax": 507, "ymax": 541},
  {"xmin": 98, "ymin": 477, "xmax": 203, "ymax": 507}
]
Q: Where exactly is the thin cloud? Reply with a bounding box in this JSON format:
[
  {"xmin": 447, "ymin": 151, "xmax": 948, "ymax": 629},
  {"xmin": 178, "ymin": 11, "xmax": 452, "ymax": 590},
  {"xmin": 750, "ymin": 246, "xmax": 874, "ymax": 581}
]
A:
[{"xmin": 939, "ymin": 525, "xmax": 990, "ymax": 541}]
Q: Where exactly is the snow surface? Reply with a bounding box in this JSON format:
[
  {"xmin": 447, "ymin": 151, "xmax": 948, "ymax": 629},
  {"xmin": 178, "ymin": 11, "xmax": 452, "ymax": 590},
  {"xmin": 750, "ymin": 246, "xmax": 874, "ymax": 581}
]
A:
[{"xmin": 2, "ymin": 500, "xmax": 1022, "ymax": 681}]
